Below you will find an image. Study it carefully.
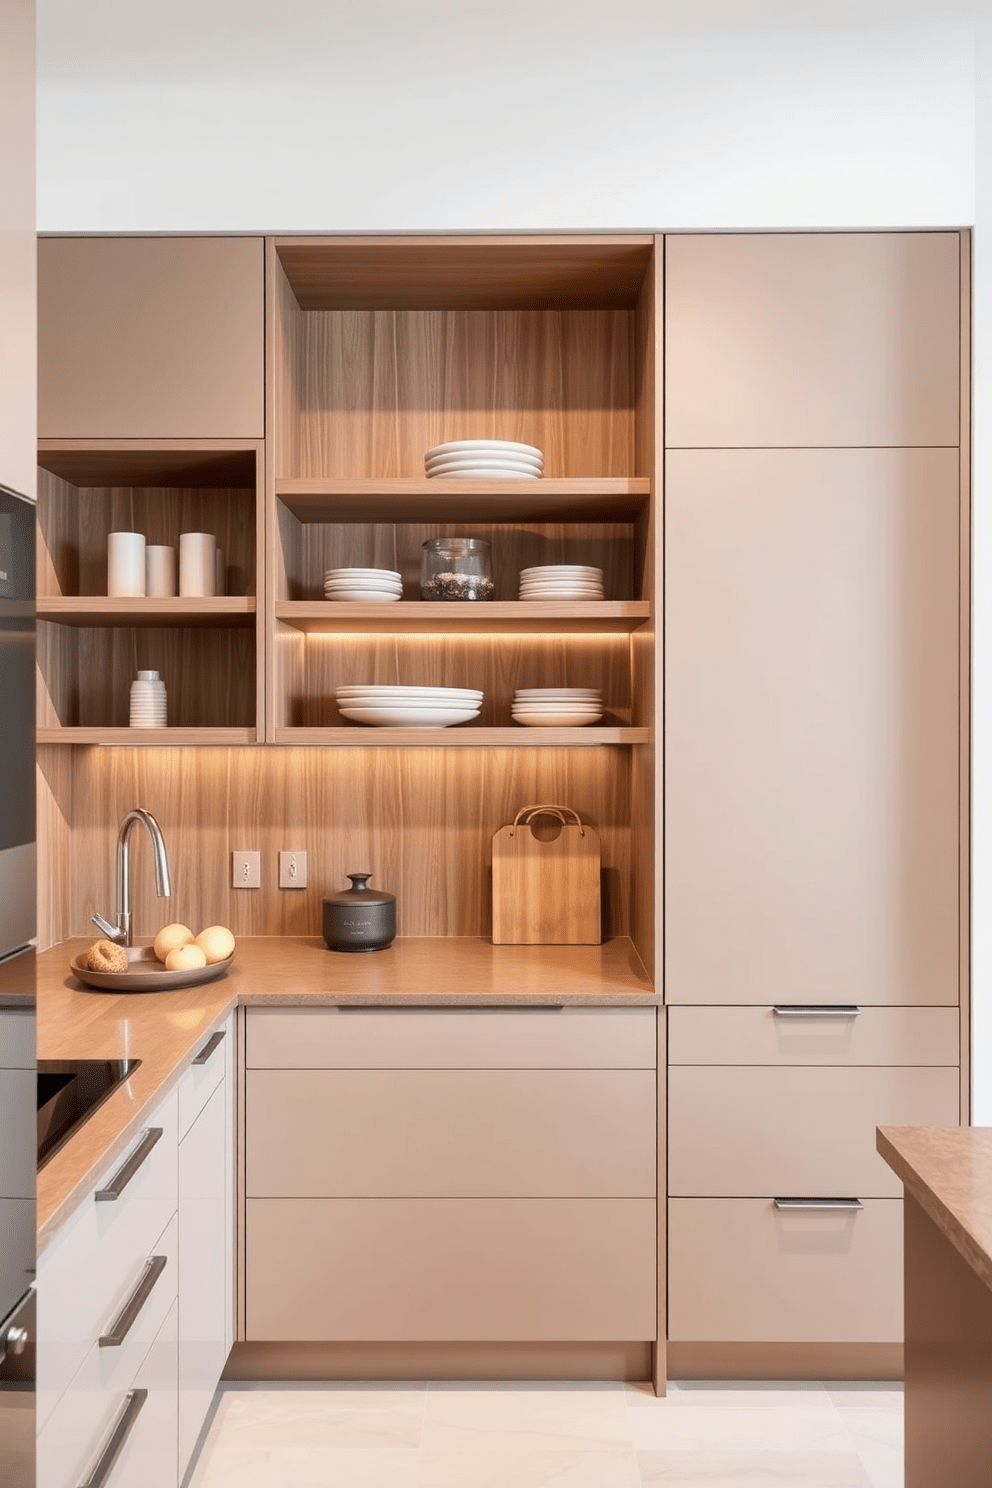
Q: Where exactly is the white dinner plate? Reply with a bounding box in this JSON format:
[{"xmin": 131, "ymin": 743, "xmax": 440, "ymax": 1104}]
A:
[
  {"xmin": 324, "ymin": 567, "xmax": 402, "ymax": 581},
  {"xmin": 520, "ymin": 565, "xmax": 603, "ymax": 577},
  {"xmin": 512, "ymin": 712, "xmax": 602, "ymax": 727},
  {"xmin": 426, "ymin": 456, "xmax": 543, "ymax": 473},
  {"xmin": 324, "ymin": 590, "xmax": 403, "ymax": 603},
  {"xmin": 514, "ymin": 688, "xmax": 601, "ymax": 698},
  {"xmin": 427, "ymin": 467, "xmax": 540, "ymax": 480},
  {"xmin": 336, "ymin": 684, "xmax": 482, "ymax": 695},
  {"xmin": 339, "ymin": 706, "xmax": 481, "ymax": 728},
  {"xmin": 426, "ymin": 439, "xmax": 543, "ymax": 459}
]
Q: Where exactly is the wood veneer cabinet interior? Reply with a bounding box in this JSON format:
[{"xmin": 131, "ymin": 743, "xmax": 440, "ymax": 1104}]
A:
[{"xmin": 35, "ymin": 445, "xmax": 263, "ymax": 737}]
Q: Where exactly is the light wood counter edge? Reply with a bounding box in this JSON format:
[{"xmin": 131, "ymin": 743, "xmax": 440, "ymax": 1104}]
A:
[
  {"xmin": 38, "ymin": 935, "xmax": 658, "ymax": 1250},
  {"xmin": 876, "ymin": 1125, "xmax": 992, "ymax": 1295}
]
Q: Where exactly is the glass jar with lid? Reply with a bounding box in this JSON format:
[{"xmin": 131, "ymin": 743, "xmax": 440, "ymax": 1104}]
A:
[{"xmin": 420, "ymin": 537, "xmax": 494, "ymax": 601}]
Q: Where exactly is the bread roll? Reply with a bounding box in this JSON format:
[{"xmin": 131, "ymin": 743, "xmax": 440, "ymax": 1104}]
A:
[
  {"xmin": 85, "ymin": 939, "xmax": 128, "ymax": 972},
  {"xmin": 165, "ymin": 943, "xmax": 207, "ymax": 972},
  {"xmin": 154, "ymin": 923, "xmax": 194, "ymax": 962},
  {"xmin": 194, "ymin": 925, "xmax": 235, "ymax": 964}
]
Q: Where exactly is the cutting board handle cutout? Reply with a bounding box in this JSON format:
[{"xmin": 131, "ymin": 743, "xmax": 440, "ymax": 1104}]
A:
[{"xmin": 510, "ymin": 804, "xmax": 585, "ymax": 838}]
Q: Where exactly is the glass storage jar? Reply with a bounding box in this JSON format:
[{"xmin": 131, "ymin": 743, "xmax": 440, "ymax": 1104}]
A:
[{"xmin": 420, "ymin": 537, "xmax": 494, "ymax": 601}]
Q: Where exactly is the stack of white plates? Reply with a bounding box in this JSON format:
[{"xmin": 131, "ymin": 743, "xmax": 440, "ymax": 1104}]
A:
[
  {"xmin": 512, "ymin": 688, "xmax": 603, "ymax": 728},
  {"xmin": 518, "ymin": 565, "xmax": 604, "ymax": 601},
  {"xmin": 336, "ymin": 684, "xmax": 484, "ymax": 729},
  {"xmin": 425, "ymin": 440, "xmax": 544, "ymax": 480},
  {"xmin": 324, "ymin": 568, "xmax": 403, "ymax": 603}
]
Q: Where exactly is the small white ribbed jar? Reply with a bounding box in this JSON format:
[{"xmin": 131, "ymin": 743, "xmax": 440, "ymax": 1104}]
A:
[{"xmin": 129, "ymin": 669, "xmax": 167, "ymax": 729}]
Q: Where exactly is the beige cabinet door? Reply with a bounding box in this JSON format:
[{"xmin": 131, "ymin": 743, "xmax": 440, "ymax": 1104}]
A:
[
  {"xmin": 665, "ymin": 447, "xmax": 960, "ymax": 1007},
  {"xmin": 665, "ymin": 231, "xmax": 961, "ymax": 448},
  {"xmin": 38, "ymin": 237, "xmax": 264, "ymax": 438}
]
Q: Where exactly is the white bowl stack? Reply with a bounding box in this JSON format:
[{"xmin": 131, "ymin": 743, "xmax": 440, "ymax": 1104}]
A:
[
  {"xmin": 336, "ymin": 685, "xmax": 483, "ymax": 729},
  {"xmin": 324, "ymin": 567, "xmax": 402, "ymax": 603},
  {"xmin": 511, "ymin": 688, "xmax": 603, "ymax": 728},
  {"xmin": 518, "ymin": 565, "xmax": 604, "ymax": 601},
  {"xmin": 425, "ymin": 440, "xmax": 544, "ymax": 480}
]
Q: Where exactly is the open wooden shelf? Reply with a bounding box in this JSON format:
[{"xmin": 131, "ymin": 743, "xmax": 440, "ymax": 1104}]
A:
[
  {"xmin": 36, "ymin": 726, "xmax": 259, "ymax": 746},
  {"xmin": 275, "ymin": 600, "xmax": 650, "ymax": 635},
  {"xmin": 272, "ymin": 726, "xmax": 651, "ymax": 748},
  {"xmin": 275, "ymin": 478, "xmax": 651, "ymax": 524},
  {"xmin": 38, "ymin": 597, "xmax": 257, "ymax": 628}
]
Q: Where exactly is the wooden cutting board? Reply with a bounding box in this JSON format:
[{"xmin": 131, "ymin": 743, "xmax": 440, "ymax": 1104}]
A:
[{"xmin": 492, "ymin": 805, "xmax": 601, "ymax": 945}]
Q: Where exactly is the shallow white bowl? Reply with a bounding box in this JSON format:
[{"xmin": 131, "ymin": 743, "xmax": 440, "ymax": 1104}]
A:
[
  {"xmin": 426, "ymin": 439, "xmax": 543, "ymax": 459},
  {"xmin": 339, "ymin": 706, "xmax": 481, "ymax": 728},
  {"xmin": 520, "ymin": 565, "xmax": 603, "ymax": 577},
  {"xmin": 324, "ymin": 567, "xmax": 402, "ymax": 581},
  {"xmin": 336, "ymin": 684, "xmax": 482, "ymax": 696},
  {"xmin": 514, "ymin": 687, "xmax": 601, "ymax": 697},
  {"xmin": 426, "ymin": 456, "xmax": 543, "ymax": 473},
  {"xmin": 427, "ymin": 467, "xmax": 540, "ymax": 480},
  {"xmin": 324, "ymin": 583, "xmax": 403, "ymax": 596},
  {"xmin": 512, "ymin": 711, "xmax": 603, "ymax": 727},
  {"xmin": 513, "ymin": 704, "xmax": 603, "ymax": 714}
]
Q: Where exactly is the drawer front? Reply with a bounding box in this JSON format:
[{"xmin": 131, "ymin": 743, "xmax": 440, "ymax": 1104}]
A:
[
  {"xmin": 669, "ymin": 1065, "xmax": 959, "ymax": 1199},
  {"xmin": 37, "ymin": 1088, "xmax": 178, "ymax": 1432},
  {"xmin": 178, "ymin": 1012, "xmax": 232, "ymax": 1140},
  {"xmin": 247, "ymin": 1197, "xmax": 656, "ymax": 1342},
  {"xmin": 247, "ymin": 1006, "xmax": 656, "ymax": 1070},
  {"xmin": 179, "ymin": 1081, "xmax": 230, "ymax": 1477},
  {"xmin": 668, "ymin": 1197, "xmax": 902, "ymax": 1343},
  {"xmin": 247, "ymin": 1069, "xmax": 656, "ymax": 1198},
  {"xmin": 668, "ymin": 1005, "xmax": 960, "ymax": 1067},
  {"xmin": 36, "ymin": 1218, "xmax": 178, "ymax": 1488}
]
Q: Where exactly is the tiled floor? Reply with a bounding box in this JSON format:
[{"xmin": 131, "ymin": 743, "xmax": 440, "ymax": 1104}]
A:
[{"xmin": 187, "ymin": 1378, "xmax": 903, "ymax": 1488}]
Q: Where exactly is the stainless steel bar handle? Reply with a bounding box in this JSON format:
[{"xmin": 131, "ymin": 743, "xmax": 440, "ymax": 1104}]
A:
[
  {"xmin": 192, "ymin": 1029, "xmax": 226, "ymax": 1065},
  {"xmin": 99, "ymin": 1255, "xmax": 167, "ymax": 1347},
  {"xmin": 774, "ymin": 1197, "xmax": 864, "ymax": 1211},
  {"xmin": 77, "ymin": 1389, "xmax": 148, "ymax": 1488},
  {"xmin": 95, "ymin": 1128, "xmax": 163, "ymax": 1202},
  {"xmin": 772, "ymin": 1005, "xmax": 862, "ymax": 1017}
]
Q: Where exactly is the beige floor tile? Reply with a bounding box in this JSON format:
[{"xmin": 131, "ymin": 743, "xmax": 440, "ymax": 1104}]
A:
[
  {"xmin": 636, "ymin": 1450, "xmax": 874, "ymax": 1485},
  {"xmin": 627, "ymin": 1381, "xmax": 834, "ymax": 1409},
  {"xmin": 188, "ymin": 1443, "xmax": 421, "ymax": 1487},
  {"xmin": 418, "ymin": 1447, "xmax": 640, "ymax": 1486},
  {"xmin": 628, "ymin": 1405, "xmax": 852, "ymax": 1455},
  {"xmin": 856, "ymin": 1449, "xmax": 904, "ymax": 1488},
  {"xmin": 826, "ymin": 1385, "xmax": 903, "ymax": 1411},
  {"xmin": 837, "ymin": 1408, "xmax": 904, "ymax": 1455},
  {"xmin": 422, "ymin": 1381, "xmax": 630, "ymax": 1452},
  {"xmin": 205, "ymin": 1384, "xmax": 425, "ymax": 1448}
]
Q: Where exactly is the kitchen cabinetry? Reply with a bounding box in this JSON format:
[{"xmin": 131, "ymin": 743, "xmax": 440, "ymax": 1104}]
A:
[
  {"xmin": 38, "ymin": 237, "xmax": 264, "ymax": 441},
  {"xmin": 244, "ymin": 1006, "xmax": 657, "ymax": 1349},
  {"xmin": 35, "ymin": 442, "xmax": 264, "ymax": 743},
  {"xmin": 0, "ymin": 0, "xmax": 36, "ymax": 501},
  {"xmin": 664, "ymin": 232, "xmax": 969, "ymax": 1376},
  {"xmin": 37, "ymin": 1088, "xmax": 178, "ymax": 1488},
  {"xmin": 178, "ymin": 1015, "xmax": 234, "ymax": 1479}
]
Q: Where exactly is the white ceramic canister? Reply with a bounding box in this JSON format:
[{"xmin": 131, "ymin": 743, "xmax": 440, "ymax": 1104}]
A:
[
  {"xmin": 129, "ymin": 669, "xmax": 167, "ymax": 729},
  {"xmin": 179, "ymin": 532, "xmax": 216, "ymax": 597},
  {"xmin": 107, "ymin": 532, "xmax": 146, "ymax": 597},
  {"xmin": 145, "ymin": 544, "xmax": 178, "ymax": 597}
]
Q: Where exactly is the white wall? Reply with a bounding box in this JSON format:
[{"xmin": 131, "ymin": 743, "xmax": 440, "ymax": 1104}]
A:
[{"xmin": 36, "ymin": 0, "xmax": 991, "ymax": 1109}]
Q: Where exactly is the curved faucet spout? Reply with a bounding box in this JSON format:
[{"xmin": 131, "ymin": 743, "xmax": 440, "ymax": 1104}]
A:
[{"xmin": 114, "ymin": 807, "xmax": 172, "ymax": 947}]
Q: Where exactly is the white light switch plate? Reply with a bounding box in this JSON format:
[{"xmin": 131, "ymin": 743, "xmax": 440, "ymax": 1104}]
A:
[
  {"xmin": 279, "ymin": 850, "xmax": 308, "ymax": 889},
  {"xmin": 233, "ymin": 850, "xmax": 261, "ymax": 889}
]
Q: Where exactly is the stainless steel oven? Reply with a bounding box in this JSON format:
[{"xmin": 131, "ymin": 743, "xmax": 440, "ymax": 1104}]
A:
[{"xmin": 0, "ymin": 484, "xmax": 36, "ymax": 1488}]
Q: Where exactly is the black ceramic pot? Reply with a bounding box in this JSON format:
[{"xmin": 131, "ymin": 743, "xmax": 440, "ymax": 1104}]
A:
[{"xmin": 322, "ymin": 873, "xmax": 396, "ymax": 953}]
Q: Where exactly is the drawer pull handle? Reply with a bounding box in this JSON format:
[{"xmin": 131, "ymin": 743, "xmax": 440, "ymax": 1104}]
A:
[
  {"xmin": 95, "ymin": 1127, "xmax": 163, "ymax": 1202},
  {"xmin": 77, "ymin": 1388, "xmax": 147, "ymax": 1488},
  {"xmin": 774, "ymin": 1197, "xmax": 864, "ymax": 1211},
  {"xmin": 192, "ymin": 1029, "xmax": 226, "ymax": 1065},
  {"xmin": 772, "ymin": 1005, "xmax": 862, "ymax": 1018},
  {"xmin": 99, "ymin": 1255, "xmax": 167, "ymax": 1348}
]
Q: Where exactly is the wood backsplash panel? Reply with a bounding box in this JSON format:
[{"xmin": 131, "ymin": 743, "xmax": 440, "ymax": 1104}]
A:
[
  {"xmin": 37, "ymin": 746, "xmax": 75, "ymax": 949},
  {"xmin": 292, "ymin": 634, "xmax": 632, "ymax": 730},
  {"xmin": 285, "ymin": 309, "xmax": 636, "ymax": 480},
  {"xmin": 63, "ymin": 746, "xmax": 631, "ymax": 941}
]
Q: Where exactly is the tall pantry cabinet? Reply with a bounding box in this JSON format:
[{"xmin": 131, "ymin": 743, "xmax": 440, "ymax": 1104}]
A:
[{"xmin": 663, "ymin": 231, "xmax": 970, "ymax": 1377}]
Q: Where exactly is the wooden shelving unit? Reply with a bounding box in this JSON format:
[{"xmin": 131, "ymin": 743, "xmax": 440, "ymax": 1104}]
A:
[
  {"xmin": 37, "ymin": 597, "xmax": 256, "ymax": 628},
  {"xmin": 275, "ymin": 476, "xmax": 650, "ymax": 524}
]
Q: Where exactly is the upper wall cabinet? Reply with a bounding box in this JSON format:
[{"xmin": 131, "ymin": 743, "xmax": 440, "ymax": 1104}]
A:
[
  {"xmin": 665, "ymin": 232, "xmax": 962, "ymax": 449},
  {"xmin": 38, "ymin": 237, "xmax": 265, "ymax": 440}
]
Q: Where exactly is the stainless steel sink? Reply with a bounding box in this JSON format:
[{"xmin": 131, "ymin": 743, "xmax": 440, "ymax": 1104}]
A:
[{"xmin": 37, "ymin": 1059, "xmax": 141, "ymax": 1168}]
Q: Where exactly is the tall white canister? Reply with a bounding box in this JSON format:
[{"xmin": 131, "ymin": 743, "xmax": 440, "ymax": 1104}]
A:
[{"xmin": 179, "ymin": 532, "xmax": 216, "ymax": 597}]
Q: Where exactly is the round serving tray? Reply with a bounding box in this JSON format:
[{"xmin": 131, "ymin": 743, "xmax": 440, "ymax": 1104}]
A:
[{"xmin": 70, "ymin": 944, "xmax": 234, "ymax": 993}]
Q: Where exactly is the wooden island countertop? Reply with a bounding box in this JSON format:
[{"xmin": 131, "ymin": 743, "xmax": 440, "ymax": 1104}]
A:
[
  {"xmin": 37, "ymin": 934, "xmax": 656, "ymax": 1249},
  {"xmin": 877, "ymin": 1125, "xmax": 992, "ymax": 1295}
]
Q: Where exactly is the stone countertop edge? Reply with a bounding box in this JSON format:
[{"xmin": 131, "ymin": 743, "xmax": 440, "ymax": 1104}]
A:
[
  {"xmin": 876, "ymin": 1125, "xmax": 992, "ymax": 1295},
  {"xmin": 37, "ymin": 935, "xmax": 658, "ymax": 1250}
]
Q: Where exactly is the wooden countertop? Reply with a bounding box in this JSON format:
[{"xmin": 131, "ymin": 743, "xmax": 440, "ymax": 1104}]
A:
[
  {"xmin": 877, "ymin": 1126, "xmax": 992, "ymax": 1294},
  {"xmin": 37, "ymin": 934, "xmax": 656, "ymax": 1250}
]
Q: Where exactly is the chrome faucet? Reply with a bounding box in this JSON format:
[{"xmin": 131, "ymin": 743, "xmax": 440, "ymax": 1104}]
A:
[{"xmin": 92, "ymin": 808, "xmax": 172, "ymax": 947}]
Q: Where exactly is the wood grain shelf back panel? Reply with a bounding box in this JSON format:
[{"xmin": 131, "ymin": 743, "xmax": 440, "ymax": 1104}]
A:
[
  {"xmin": 281, "ymin": 309, "xmax": 638, "ymax": 481},
  {"xmin": 274, "ymin": 238, "xmax": 654, "ymax": 312},
  {"xmin": 53, "ymin": 744, "xmax": 632, "ymax": 943}
]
